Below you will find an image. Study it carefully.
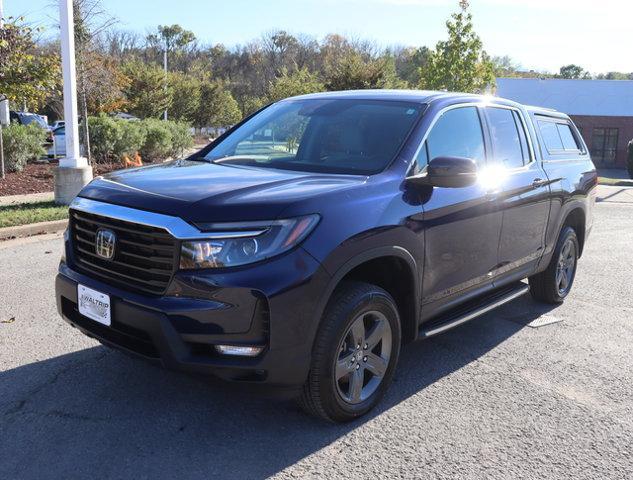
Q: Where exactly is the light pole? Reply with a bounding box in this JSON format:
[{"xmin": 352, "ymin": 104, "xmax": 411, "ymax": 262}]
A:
[{"xmin": 54, "ymin": 0, "xmax": 92, "ymax": 204}]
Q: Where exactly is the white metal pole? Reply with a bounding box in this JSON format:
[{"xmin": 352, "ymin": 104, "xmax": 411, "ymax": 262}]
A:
[
  {"xmin": 58, "ymin": 0, "xmax": 86, "ymax": 168},
  {"xmin": 0, "ymin": 0, "xmax": 5, "ymax": 28},
  {"xmin": 54, "ymin": 0, "xmax": 91, "ymax": 205}
]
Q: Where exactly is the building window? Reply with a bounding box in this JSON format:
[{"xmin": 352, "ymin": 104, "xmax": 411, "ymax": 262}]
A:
[{"xmin": 591, "ymin": 128, "xmax": 618, "ymax": 165}]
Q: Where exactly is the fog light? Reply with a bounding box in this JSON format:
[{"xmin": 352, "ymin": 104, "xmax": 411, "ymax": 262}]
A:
[{"xmin": 215, "ymin": 344, "xmax": 264, "ymax": 357}]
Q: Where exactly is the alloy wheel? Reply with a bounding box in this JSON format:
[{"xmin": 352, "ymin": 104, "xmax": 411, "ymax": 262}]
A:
[
  {"xmin": 334, "ymin": 311, "xmax": 392, "ymax": 404},
  {"xmin": 556, "ymin": 238, "xmax": 576, "ymax": 295}
]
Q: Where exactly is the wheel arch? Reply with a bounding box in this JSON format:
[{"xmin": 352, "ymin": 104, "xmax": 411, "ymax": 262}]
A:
[
  {"xmin": 310, "ymin": 246, "xmax": 421, "ymax": 348},
  {"xmin": 560, "ymin": 206, "xmax": 587, "ymax": 256}
]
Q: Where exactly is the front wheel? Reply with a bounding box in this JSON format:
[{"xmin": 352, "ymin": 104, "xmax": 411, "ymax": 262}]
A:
[
  {"xmin": 298, "ymin": 282, "xmax": 401, "ymax": 422},
  {"xmin": 529, "ymin": 226, "xmax": 579, "ymax": 304}
]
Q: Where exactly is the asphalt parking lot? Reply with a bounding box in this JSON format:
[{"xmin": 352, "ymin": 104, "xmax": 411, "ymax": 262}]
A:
[{"xmin": 1, "ymin": 191, "xmax": 632, "ymax": 479}]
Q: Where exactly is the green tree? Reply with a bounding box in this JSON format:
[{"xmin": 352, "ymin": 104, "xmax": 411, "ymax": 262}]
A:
[
  {"xmin": 121, "ymin": 62, "xmax": 173, "ymax": 119},
  {"xmin": 325, "ymin": 53, "xmax": 405, "ymax": 91},
  {"xmin": 492, "ymin": 55, "xmax": 520, "ymax": 77},
  {"xmin": 393, "ymin": 46, "xmax": 431, "ymax": 86},
  {"xmin": 419, "ymin": 0, "xmax": 495, "ymax": 93},
  {"xmin": 194, "ymin": 82, "xmax": 241, "ymax": 128},
  {"xmin": 267, "ymin": 67, "xmax": 324, "ymax": 102},
  {"xmin": 241, "ymin": 96, "xmax": 267, "ymax": 117},
  {"xmin": 595, "ymin": 72, "xmax": 631, "ymax": 80},
  {"xmin": 146, "ymin": 24, "xmax": 196, "ymax": 71},
  {"xmin": 0, "ymin": 20, "xmax": 60, "ymax": 110},
  {"xmin": 558, "ymin": 64, "xmax": 590, "ymax": 79},
  {"xmin": 169, "ymin": 72, "xmax": 201, "ymax": 122},
  {"xmin": 81, "ymin": 51, "xmax": 129, "ymax": 113}
]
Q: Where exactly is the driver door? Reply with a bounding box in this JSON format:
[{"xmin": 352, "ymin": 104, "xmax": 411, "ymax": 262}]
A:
[{"xmin": 416, "ymin": 105, "xmax": 503, "ymax": 314}]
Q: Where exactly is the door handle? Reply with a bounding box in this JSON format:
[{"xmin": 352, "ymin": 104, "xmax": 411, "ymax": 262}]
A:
[{"xmin": 532, "ymin": 178, "xmax": 548, "ymax": 188}]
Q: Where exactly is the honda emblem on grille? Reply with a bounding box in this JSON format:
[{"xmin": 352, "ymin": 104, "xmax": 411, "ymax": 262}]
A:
[{"xmin": 95, "ymin": 228, "xmax": 117, "ymax": 260}]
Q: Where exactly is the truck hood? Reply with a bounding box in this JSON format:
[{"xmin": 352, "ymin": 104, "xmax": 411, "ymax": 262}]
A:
[{"xmin": 78, "ymin": 159, "xmax": 367, "ymax": 223}]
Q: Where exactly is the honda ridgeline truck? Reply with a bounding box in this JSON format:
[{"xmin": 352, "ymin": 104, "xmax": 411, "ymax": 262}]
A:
[{"xmin": 56, "ymin": 90, "xmax": 596, "ymax": 422}]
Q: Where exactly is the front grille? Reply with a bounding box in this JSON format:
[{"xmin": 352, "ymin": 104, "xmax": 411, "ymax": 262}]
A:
[{"xmin": 70, "ymin": 209, "xmax": 177, "ymax": 295}]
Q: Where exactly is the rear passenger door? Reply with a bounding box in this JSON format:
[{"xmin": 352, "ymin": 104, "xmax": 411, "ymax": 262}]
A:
[{"xmin": 483, "ymin": 106, "xmax": 550, "ymax": 282}]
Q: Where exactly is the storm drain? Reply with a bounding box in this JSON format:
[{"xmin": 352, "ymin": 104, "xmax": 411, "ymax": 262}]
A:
[{"xmin": 527, "ymin": 315, "xmax": 563, "ymax": 328}]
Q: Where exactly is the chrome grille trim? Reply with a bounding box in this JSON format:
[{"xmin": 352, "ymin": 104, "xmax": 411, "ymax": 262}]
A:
[{"xmin": 69, "ymin": 197, "xmax": 267, "ymax": 240}]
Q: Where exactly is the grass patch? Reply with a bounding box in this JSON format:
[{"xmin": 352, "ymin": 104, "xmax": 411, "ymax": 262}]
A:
[
  {"xmin": 598, "ymin": 177, "xmax": 633, "ymax": 187},
  {"xmin": 0, "ymin": 201, "xmax": 68, "ymax": 228}
]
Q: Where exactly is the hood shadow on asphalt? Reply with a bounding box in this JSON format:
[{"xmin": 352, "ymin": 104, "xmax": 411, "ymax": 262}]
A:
[{"xmin": 0, "ymin": 295, "xmax": 556, "ymax": 479}]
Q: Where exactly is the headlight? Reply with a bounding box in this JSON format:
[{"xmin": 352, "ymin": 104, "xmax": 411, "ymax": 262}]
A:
[{"xmin": 179, "ymin": 214, "xmax": 320, "ymax": 269}]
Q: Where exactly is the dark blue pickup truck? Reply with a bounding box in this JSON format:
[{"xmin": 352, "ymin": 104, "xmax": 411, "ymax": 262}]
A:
[{"xmin": 56, "ymin": 90, "xmax": 597, "ymax": 422}]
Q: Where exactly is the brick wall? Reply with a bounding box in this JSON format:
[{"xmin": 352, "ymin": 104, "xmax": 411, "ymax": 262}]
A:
[{"xmin": 570, "ymin": 115, "xmax": 633, "ymax": 168}]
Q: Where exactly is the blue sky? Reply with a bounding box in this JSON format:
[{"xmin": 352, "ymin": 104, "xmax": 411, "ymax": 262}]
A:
[{"xmin": 6, "ymin": 0, "xmax": 633, "ymax": 73}]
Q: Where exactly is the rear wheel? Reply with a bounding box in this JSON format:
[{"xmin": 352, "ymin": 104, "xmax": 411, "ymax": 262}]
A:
[
  {"xmin": 529, "ymin": 226, "xmax": 579, "ymax": 304},
  {"xmin": 298, "ymin": 282, "xmax": 401, "ymax": 422}
]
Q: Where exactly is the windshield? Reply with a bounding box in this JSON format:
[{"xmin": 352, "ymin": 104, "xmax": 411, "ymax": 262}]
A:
[
  {"xmin": 203, "ymin": 99, "xmax": 424, "ymax": 175},
  {"xmin": 22, "ymin": 114, "xmax": 48, "ymax": 128}
]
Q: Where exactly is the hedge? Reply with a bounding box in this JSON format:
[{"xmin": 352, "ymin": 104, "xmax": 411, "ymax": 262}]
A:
[
  {"xmin": 88, "ymin": 116, "xmax": 193, "ymax": 163},
  {"xmin": 1, "ymin": 124, "xmax": 46, "ymax": 173}
]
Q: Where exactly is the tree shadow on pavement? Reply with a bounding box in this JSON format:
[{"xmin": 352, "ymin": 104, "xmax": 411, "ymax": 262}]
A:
[{"xmin": 0, "ymin": 295, "xmax": 555, "ymax": 480}]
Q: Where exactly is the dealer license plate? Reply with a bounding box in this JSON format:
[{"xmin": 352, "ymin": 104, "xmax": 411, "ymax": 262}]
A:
[{"xmin": 77, "ymin": 284, "xmax": 111, "ymax": 326}]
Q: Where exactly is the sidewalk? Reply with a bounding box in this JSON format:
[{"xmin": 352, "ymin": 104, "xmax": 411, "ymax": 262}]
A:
[
  {"xmin": 596, "ymin": 184, "xmax": 633, "ymax": 204},
  {"xmin": 0, "ymin": 191, "xmax": 55, "ymax": 207}
]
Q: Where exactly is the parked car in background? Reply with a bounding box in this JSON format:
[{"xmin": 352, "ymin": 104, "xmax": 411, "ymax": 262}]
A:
[
  {"xmin": 51, "ymin": 120, "xmax": 65, "ymax": 130},
  {"xmin": 47, "ymin": 126, "xmax": 87, "ymax": 158},
  {"xmin": 47, "ymin": 126, "xmax": 66, "ymax": 157},
  {"xmin": 11, "ymin": 111, "xmax": 54, "ymax": 152},
  {"xmin": 10, "ymin": 111, "xmax": 51, "ymax": 131},
  {"xmin": 56, "ymin": 90, "xmax": 597, "ymax": 422}
]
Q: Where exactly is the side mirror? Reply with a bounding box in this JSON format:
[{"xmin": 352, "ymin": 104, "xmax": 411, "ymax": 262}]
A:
[{"xmin": 408, "ymin": 156, "xmax": 478, "ymax": 188}]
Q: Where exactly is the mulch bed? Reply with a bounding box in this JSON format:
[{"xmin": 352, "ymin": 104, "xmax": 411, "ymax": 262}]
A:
[{"xmin": 0, "ymin": 161, "xmax": 123, "ymax": 197}]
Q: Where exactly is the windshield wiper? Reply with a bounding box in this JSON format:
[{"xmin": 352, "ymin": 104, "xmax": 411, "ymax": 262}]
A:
[
  {"xmin": 187, "ymin": 156, "xmax": 212, "ymax": 163},
  {"xmin": 211, "ymin": 155, "xmax": 264, "ymax": 164}
]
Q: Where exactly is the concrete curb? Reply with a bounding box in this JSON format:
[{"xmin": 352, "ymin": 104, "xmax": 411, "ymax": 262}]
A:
[
  {"xmin": 597, "ymin": 179, "xmax": 633, "ymax": 187},
  {"xmin": 0, "ymin": 219, "xmax": 68, "ymax": 241}
]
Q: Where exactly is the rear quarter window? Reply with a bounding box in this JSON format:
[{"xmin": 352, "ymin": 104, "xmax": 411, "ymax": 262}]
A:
[
  {"xmin": 557, "ymin": 124, "xmax": 580, "ymax": 151},
  {"xmin": 536, "ymin": 117, "xmax": 583, "ymax": 155}
]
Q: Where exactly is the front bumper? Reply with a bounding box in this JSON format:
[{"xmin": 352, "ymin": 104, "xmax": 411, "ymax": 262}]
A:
[{"xmin": 56, "ymin": 246, "xmax": 330, "ymax": 388}]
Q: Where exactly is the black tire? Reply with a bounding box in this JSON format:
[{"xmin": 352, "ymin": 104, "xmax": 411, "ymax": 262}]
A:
[
  {"xmin": 529, "ymin": 226, "xmax": 579, "ymax": 304},
  {"xmin": 298, "ymin": 281, "xmax": 401, "ymax": 422}
]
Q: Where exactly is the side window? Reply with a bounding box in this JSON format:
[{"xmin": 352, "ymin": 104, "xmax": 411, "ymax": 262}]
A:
[
  {"xmin": 486, "ymin": 107, "xmax": 527, "ymax": 168},
  {"xmin": 425, "ymin": 107, "xmax": 485, "ymax": 165},
  {"xmin": 538, "ymin": 117, "xmax": 583, "ymax": 154},
  {"xmin": 537, "ymin": 120, "xmax": 564, "ymax": 152},
  {"xmin": 557, "ymin": 123, "xmax": 580, "ymax": 151}
]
